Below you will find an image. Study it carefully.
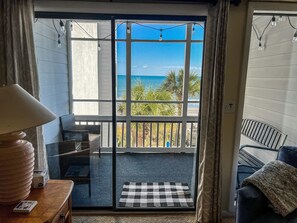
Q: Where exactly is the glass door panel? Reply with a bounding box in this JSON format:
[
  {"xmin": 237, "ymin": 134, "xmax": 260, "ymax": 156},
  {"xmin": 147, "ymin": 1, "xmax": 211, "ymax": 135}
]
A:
[
  {"xmin": 115, "ymin": 20, "xmax": 204, "ymax": 209},
  {"xmin": 70, "ymin": 20, "xmax": 113, "ymax": 208},
  {"xmin": 37, "ymin": 19, "xmax": 113, "ymax": 208}
]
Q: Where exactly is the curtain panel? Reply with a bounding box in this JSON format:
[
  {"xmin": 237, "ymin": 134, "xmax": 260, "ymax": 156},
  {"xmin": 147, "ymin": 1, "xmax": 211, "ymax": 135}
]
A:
[
  {"xmin": 0, "ymin": 0, "xmax": 47, "ymax": 171},
  {"xmin": 196, "ymin": 0, "xmax": 230, "ymax": 222}
]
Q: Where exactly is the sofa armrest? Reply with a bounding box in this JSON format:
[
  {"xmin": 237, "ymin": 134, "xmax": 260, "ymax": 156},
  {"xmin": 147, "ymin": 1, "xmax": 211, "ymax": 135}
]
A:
[
  {"xmin": 62, "ymin": 130, "xmax": 89, "ymax": 141},
  {"xmin": 236, "ymin": 185, "xmax": 268, "ymax": 223}
]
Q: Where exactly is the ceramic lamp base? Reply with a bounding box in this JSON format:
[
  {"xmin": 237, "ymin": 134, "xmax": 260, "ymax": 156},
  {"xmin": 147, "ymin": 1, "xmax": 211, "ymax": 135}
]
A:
[{"xmin": 0, "ymin": 132, "xmax": 34, "ymax": 205}]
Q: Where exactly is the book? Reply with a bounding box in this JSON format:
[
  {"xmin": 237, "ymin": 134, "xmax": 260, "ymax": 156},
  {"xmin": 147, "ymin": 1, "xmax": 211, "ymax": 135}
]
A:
[{"xmin": 13, "ymin": 200, "xmax": 38, "ymax": 213}]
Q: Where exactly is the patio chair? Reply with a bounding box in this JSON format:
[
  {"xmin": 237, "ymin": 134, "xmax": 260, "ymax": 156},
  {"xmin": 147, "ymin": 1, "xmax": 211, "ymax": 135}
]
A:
[
  {"xmin": 237, "ymin": 118, "xmax": 287, "ymax": 188},
  {"xmin": 46, "ymin": 141, "xmax": 92, "ymax": 196},
  {"xmin": 60, "ymin": 113, "xmax": 101, "ymax": 157}
]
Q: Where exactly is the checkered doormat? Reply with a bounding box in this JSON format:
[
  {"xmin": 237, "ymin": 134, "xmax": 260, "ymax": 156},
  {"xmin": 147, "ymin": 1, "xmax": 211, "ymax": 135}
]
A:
[{"xmin": 119, "ymin": 182, "xmax": 194, "ymax": 208}]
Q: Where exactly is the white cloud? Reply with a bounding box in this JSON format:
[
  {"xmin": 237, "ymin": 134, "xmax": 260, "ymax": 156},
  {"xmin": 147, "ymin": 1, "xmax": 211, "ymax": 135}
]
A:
[
  {"xmin": 190, "ymin": 66, "xmax": 202, "ymax": 72},
  {"xmin": 142, "ymin": 64, "xmax": 148, "ymax": 69},
  {"xmin": 161, "ymin": 65, "xmax": 184, "ymax": 69}
]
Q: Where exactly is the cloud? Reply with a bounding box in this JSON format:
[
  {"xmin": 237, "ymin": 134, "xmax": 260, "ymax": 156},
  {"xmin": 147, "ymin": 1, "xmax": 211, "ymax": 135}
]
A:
[
  {"xmin": 190, "ymin": 66, "xmax": 202, "ymax": 71},
  {"xmin": 142, "ymin": 64, "xmax": 148, "ymax": 69},
  {"xmin": 161, "ymin": 65, "xmax": 184, "ymax": 69},
  {"xmin": 160, "ymin": 66, "xmax": 202, "ymax": 72}
]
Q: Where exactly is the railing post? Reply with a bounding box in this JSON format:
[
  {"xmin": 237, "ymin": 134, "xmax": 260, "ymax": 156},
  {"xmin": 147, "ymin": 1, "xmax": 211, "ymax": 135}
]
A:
[
  {"xmin": 163, "ymin": 123, "xmax": 166, "ymax": 147},
  {"xmin": 150, "ymin": 122, "xmax": 152, "ymax": 147},
  {"xmin": 121, "ymin": 122, "xmax": 124, "ymax": 147},
  {"xmin": 136, "ymin": 123, "xmax": 138, "ymax": 148},
  {"xmin": 143, "ymin": 122, "xmax": 145, "ymax": 147},
  {"xmin": 157, "ymin": 123, "xmax": 159, "ymax": 147},
  {"xmin": 170, "ymin": 123, "xmax": 173, "ymax": 148}
]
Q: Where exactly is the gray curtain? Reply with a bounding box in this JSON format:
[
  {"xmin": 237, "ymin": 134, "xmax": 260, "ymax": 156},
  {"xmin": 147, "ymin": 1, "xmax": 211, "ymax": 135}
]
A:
[
  {"xmin": 196, "ymin": 0, "xmax": 230, "ymax": 222},
  {"xmin": 0, "ymin": 0, "xmax": 47, "ymax": 170}
]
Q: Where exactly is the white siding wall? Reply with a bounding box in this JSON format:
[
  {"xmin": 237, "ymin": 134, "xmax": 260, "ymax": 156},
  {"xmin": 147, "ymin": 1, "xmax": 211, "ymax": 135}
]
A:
[
  {"xmin": 34, "ymin": 19, "xmax": 70, "ymax": 144},
  {"xmin": 98, "ymin": 22, "xmax": 112, "ymax": 147},
  {"xmin": 98, "ymin": 22, "xmax": 112, "ymax": 103},
  {"xmin": 242, "ymin": 16, "xmax": 297, "ymax": 159}
]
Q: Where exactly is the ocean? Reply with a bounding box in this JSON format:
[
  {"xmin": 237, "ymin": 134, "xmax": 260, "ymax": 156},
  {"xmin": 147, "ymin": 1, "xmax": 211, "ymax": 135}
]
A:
[
  {"xmin": 117, "ymin": 75, "xmax": 167, "ymax": 98},
  {"xmin": 116, "ymin": 74, "xmax": 200, "ymax": 108}
]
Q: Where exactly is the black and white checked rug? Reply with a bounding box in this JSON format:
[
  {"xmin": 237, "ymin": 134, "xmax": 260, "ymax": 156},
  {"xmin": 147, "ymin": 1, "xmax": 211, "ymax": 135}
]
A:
[{"xmin": 119, "ymin": 182, "xmax": 194, "ymax": 208}]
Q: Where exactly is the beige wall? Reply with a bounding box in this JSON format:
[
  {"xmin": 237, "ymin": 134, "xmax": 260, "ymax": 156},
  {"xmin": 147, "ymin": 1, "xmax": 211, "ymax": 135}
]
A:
[{"xmin": 222, "ymin": 0, "xmax": 249, "ymax": 211}]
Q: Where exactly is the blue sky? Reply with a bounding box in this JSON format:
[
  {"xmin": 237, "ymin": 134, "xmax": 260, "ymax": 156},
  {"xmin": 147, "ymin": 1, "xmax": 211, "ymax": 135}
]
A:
[{"xmin": 116, "ymin": 22, "xmax": 204, "ymax": 76}]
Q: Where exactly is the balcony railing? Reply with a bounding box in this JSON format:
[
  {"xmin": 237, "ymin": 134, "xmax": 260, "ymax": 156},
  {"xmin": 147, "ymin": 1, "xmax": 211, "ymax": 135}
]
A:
[{"xmin": 75, "ymin": 115, "xmax": 198, "ymax": 153}]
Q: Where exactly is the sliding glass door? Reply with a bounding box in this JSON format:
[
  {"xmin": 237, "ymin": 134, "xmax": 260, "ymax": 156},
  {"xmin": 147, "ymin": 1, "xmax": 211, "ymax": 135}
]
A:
[
  {"xmin": 69, "ymin": 20, "xmax": 113, "ymax": 207},
  {"xmin": 115, "ymin": 19, "xmax": 204, "ymax": 210},
  {"xmin": 35, "ymin": 14, "xmax": 205, "ymax": 210}
]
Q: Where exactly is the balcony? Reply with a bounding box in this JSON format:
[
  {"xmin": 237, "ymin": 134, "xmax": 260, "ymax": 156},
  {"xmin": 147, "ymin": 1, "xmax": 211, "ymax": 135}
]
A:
[{"xmin": 47, "ymin": 113, "xmax": 199, "ymax": 208}]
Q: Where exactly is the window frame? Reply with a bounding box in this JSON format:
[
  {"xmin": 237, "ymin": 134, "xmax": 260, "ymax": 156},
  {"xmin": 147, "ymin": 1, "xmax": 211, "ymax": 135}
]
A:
[
  {"xmin": 69, "ymin": 20, "xmax": 204, "ymax": 117},
  {"xmin": 68, "ymin": 19, "xmax": 204, "ymax": 151}
]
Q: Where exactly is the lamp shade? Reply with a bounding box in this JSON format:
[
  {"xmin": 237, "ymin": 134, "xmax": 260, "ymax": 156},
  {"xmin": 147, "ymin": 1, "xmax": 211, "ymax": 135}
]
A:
[
  {"xmin": 0, "ymin": 84, "xmax": 56, "ymax": 204},
  {"xmin": 0, "ymin": 84, "xmax": 56, "ymax": 134}
]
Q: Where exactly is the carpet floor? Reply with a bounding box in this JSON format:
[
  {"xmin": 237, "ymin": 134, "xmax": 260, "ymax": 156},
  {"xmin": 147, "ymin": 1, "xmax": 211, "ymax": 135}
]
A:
[
  {"xmin": 73, "ymin": 214, "xmax": 196, "ymax": 223},
  {"xmin": 73, "ymin": 214, "xmax": 235, "ymax": 223},
  {"xmin": 68, "ymin": 153, "xmax": 197, "ymax": 208}
]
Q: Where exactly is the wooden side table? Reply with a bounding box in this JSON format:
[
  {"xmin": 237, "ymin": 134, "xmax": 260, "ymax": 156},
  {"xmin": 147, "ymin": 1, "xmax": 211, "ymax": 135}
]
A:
[{"xmin": 0, "ymin": 180, "xmax": 74, "ymax": 223}]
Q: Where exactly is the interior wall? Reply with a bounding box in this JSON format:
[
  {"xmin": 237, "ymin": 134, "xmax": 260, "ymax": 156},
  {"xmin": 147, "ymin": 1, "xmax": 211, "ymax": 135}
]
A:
[
  {"xmin": 34, "ymin": 19, "xmax": 70, "ymax": 144},
  {"xmin": 243, "ymin": 15, "xmax": 297, "ymax": 147},
  {"xmin": 221, "ymin": 0, "xmax": 249, "ymax": 212}
]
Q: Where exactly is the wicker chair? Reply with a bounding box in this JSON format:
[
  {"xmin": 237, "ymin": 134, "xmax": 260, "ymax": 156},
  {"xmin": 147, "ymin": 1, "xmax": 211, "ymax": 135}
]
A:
[{"xmin": 59, "ymin": 113, "xmax": 101, "ymax": 157}]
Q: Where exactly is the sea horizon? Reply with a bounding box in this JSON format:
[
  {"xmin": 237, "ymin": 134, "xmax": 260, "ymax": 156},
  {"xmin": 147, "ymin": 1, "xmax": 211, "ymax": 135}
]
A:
[
  {"xmin": 117, "ymin": 74, "xmax": 168, "ymax": 77},
  {"xmin": 117, "ymin": 74, "xmax": 200, "ymax": 101},
  {"xmin": 117, "ymin": 74, "xmax": 168, "ymax": 98}
]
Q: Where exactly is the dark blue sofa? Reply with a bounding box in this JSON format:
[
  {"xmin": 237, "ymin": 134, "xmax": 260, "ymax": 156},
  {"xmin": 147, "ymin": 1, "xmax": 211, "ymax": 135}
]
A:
[{"xmin": 236, "ymin": 146, "xmax": 297, "ymax": 223}]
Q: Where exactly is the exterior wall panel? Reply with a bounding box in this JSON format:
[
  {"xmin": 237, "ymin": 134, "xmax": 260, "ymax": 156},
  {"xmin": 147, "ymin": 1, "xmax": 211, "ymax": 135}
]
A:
[
  {"xmin": 243, "ymin": 15, "xmax": 297, "ymax": 147},
  {"xmin": 34, "ymin": 19, "xmax": 70, "ymax": 144}
]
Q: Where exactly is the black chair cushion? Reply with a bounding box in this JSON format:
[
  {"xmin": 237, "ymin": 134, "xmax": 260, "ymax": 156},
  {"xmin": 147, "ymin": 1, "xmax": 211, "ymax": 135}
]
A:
[{"xmin": 277, "ymin": 146, "xmax": 297, "ymax": 168}]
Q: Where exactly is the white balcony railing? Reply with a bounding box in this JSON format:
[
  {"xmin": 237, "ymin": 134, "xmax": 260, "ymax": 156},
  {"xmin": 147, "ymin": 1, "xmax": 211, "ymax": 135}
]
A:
[{"xmin": 75, "ymin": 115, "xmax": 198, "ymax": 153}]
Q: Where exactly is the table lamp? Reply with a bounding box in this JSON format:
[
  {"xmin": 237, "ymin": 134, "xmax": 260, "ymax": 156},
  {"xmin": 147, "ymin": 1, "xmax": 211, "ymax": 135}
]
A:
[{"xmin": 0, "ymin": 84, "xmax": 56, "ymax": 205}]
